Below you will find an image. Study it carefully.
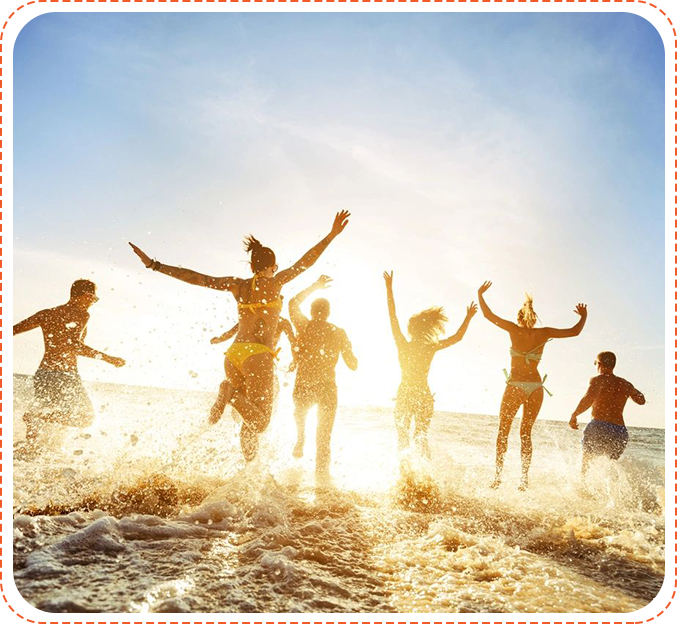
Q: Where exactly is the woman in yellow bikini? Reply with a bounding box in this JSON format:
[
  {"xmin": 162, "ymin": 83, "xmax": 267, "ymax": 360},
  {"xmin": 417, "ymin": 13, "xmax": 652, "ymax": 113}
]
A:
[
  {"xmin": 129, "ymin": 210, "xmax": 350, "ymax": 461},
  {"xmin": 210, "ymin": 316, "xmax": 296, "ymax": 416},
  {"xmin": 477, "ymin": 280, "xmax": 587, "ymax": 490}
]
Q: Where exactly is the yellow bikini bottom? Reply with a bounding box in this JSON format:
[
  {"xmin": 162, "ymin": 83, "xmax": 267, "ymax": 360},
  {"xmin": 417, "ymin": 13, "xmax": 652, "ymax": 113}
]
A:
[{"xmin": 225, "ymin": 342, "xmax": 277, "ymax": 374}]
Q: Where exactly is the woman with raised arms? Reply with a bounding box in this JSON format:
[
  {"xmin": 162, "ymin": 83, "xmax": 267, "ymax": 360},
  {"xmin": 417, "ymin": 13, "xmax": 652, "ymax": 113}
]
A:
[
  {"xmin": 477, "ymin": 280, "xmax": 587, "ymax": 490},
  {"xmin": 384, "ymin": 270, "xmax": 477, "ymax": 460},
  {"xmin": 129, "ymin": 210, "xmax": 350, "ymax": 461}
]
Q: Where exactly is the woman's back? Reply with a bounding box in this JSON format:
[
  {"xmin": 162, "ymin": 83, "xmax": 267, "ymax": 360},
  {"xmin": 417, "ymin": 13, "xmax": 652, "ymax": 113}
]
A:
[
  {"xmin": 234, "ymin": 275, "xmax": 283, "ymax": 347},
  {"xmin": 397, "ymin": 339, "xmax": 437, "ymax": 387},
  {"xmin": 507, "ymin": 327, "xmax": 551, "ymax": 380}
]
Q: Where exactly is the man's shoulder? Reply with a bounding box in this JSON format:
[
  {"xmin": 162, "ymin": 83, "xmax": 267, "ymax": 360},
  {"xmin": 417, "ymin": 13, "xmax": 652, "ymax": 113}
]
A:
[
  {"xmin": 615, "ymin": 375, "xmax": 635, "ymax": 390},
  {"xmin": 328, "ymin": 323, "xmax": 348, "ymax": 338},
  {"xmin": 52, "ymin": 304, "xmax": 89, "ymax": 322},
  {"xmin": 41, "ymin": 305, "xmax": 66, "ymax": 320}
]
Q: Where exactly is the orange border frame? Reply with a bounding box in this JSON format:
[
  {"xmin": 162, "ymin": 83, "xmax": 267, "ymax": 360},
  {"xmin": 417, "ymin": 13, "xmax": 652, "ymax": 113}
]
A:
[{"xmin": 0, "ymin": 0, "xmax": 677, "ymax": 622}]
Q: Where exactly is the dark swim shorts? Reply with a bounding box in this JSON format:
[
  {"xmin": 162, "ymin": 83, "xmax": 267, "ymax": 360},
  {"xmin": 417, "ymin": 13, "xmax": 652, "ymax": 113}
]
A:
[
  {"xmin": 28, "ymin": 369, "xmax": 95, "ymax": 427},
  {"xmin": 582, "ymin": 419, "xmax": 629, "ymax": 460}
]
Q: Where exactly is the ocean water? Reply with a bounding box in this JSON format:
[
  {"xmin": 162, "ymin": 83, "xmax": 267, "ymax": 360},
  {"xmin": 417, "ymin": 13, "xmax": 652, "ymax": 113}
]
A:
[{"xmin": 12, "ymin": 374, "xmax": 665, "ymax": 614}]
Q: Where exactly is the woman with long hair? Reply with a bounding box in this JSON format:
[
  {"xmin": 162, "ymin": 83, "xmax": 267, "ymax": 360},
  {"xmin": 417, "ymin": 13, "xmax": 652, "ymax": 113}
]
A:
[
  {"xmin": 384, "ymin": 271, "xmax": 477, "ymax": 458},
  {"xmin": 129, "ymin": 210, "xmax": 350, "ymax": 461},
  {"xmin": 477, "ymin": 280, "xmax": 587, "ymax": 490}
]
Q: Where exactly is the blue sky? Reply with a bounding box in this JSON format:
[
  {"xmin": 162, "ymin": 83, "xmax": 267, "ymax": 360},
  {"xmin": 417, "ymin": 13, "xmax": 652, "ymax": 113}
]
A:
[{"xmin": 13, "ymin": 12, "xmax": 666, "ymax": 427}]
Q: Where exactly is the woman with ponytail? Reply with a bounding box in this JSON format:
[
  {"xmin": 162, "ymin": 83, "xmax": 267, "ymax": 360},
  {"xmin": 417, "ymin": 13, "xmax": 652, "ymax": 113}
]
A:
[
  {"xmin": 384, "ymin": 271, "xmax": 477, "ymax": 459},
  {"xmin": 477, "ymin": 281, "xmax": 587, "ymax": 490},
  {"xmin": 129, "ymin": 210, "xmax": 350, "ymax": 461}
]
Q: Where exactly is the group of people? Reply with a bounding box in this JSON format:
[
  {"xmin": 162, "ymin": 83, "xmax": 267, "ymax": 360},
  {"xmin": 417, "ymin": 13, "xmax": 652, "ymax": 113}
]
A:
[{"xmin": 14, "ymin": 211, "xmax": 647, "ymax": 487}]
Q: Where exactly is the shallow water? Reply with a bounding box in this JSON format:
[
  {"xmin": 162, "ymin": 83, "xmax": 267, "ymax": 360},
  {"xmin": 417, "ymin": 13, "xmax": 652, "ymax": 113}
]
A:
[{"xmin": 12, "ymin": 375, "xmax": 665, "ymax": 613}]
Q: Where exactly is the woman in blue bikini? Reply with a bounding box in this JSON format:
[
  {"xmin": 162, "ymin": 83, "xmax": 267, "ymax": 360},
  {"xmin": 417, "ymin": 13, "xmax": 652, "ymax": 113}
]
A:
[{"xmin": 477, "ymin": 280, "xmax": 587, "ymax": 490}]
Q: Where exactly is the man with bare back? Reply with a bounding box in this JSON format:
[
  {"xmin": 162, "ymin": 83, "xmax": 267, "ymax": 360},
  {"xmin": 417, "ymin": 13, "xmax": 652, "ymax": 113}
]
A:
[
  {"xmin": 289, "ymin": 275, "xmax": 358, "ymax": 476},
  {"xmin": 569, "ymin": 351, "xmax": 645, "ymax": 476},
  {"xmin": 13, "ymin": 279, "xmax": 126, "ymax": 455}
]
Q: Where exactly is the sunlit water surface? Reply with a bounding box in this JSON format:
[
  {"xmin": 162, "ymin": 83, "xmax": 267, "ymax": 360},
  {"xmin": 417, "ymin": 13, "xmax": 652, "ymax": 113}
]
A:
[{"xmin": 12, "ymin": 375, "xmax": 665, "ymax": 614}]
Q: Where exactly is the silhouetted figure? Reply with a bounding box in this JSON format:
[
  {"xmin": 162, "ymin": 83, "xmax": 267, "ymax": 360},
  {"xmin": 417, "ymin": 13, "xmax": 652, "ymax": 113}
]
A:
[
  {"xmin": 478, "ymin": 280, "xmax": 587, "ymax": 490},
  {"xmin": 384, "ymin": 271, "xmax": 476, "ymax": 459},
  {"xmin": 569, "ymin": 351, "xmax": 645, "ymax": 476},
  {"xmin": 288, "ymin": 275, "xmax": 358, "ymax": 476},
  {"xmin": 209, "ymin": 317, "xmax": 296, "ymax": 421},
  {"xmin": 129, "ymin": 210, "xmax": 350, "ymax": 462},
  {"xmin": 13, "ymin": 279, "xmax": 126, "ymax": 457}
]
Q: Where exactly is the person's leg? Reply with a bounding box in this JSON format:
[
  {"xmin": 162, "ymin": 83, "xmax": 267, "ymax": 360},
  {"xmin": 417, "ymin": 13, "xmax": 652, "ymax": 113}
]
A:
[
  {"xmin": 609, "ymin": 426, "xmax": 629, "ymax": 461},
  {"xmin": 316, "ymin": 383, "xmax": 338, "ymax": 474},
  {"xmin": 21, "ymin": 411, "xmax": 41, "ymax": 449},
  {"xmin": 492, "ymin": 386, "xmax": 523, "ymax": 488},
  {"xmin": 413, "ymin": 393, "xmax": 434, "ymax": 459},
  {"xmin": 20, "ymin": 370, "xmax": 60, "ymax": 456},
  {"xmin": 69, "ymin": 374, "xmax": 95, "ymax": 428},
  {"xmin": 236, "ymin": 353, "xmax": 275, "ymax": 462},
  {"xmin": 581, "ymin": 449, "xmax": 593, "ymax": 477},
  {"xmin": 394, "ymin": 387, "xmax": 413, "ymax": 451},
  {"xmin": 518, "ymin": 387, "xmax": 544, "ymax": 491},
  {"xmin": 292, "ymin": 381, "xmax": 314, "ymax": 458},
  {"xmin": 210, "ymin": 357, "xmax": 244, "ymax": 424}
]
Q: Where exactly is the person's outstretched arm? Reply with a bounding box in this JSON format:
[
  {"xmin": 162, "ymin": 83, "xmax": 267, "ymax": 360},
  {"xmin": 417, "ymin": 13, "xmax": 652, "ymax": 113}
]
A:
[
  {"xmin": 568, "ymin": 378, "xmax": 599, "ymax": 429},
  {"xmin": 477, "ymin": 281, "xmax": 516, "ymax": 331},
  {"xmin": 76, "ymin": 342, "xmax": 126, "ymax": 367},
  {"xmin": 129, "ymin": 243, "xmax": 241, "ymax": 292},
  {"xmin": 13, "ymin": 311, "xmax": 45, "ymax": 335},
  {"xmin": 340, "ymin": 329, "xmax": 358, "ymax": 371},
  {"xmin": 629, "ymin": 384, "xmax": 646, "ymax": 405},
  {"xmin": 277, "ymin": 317, "xmax": 296, "ymax": 353},
  {"xmin": 384, "ymin": 271, "xmax": 406, "ymax": 349},
  {"xmin": 275, "ymin": 211, "xmax": 350, "ymax": 285},
  {"xmin": 211, "ymin": 323, "xmax": 239, "ymax": 345},
  {"xmin": 543, "ymin": 304, "xmax": 588, "ymax": 339},
  {"xmin": 289, "ymin": 275, "xmax": 332, "ymax": 331},
  {"xmin": 436, "ymin": 302, "xmax": 478, "ymax": 350}
]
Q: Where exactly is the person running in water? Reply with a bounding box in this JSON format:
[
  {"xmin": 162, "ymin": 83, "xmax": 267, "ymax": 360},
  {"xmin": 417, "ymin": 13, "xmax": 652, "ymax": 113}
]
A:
[
  {"xmin": 13, "ymin": 279, "xmax": 126, "ymax": 457},
  {"xmin": 129, "ymin": 210, "xmax": 350, "ymax": 461},
  {"xmin": 209, "ymin": 317, "xmax": 296, "ymax": 422},
  {"xmin": 477, "ymin": 280, "xmax": 587, "ymax": 490},
  {"xmin": 569, "ymin": 351, "xmax": 645, "ymax": 477},
  {"xmin": 384, "ymin": 271, "xmax": 476, "ymax": 459},
  {"xmin": 288, "ymin": 275, "xmax": 358, "ymax": 476}
]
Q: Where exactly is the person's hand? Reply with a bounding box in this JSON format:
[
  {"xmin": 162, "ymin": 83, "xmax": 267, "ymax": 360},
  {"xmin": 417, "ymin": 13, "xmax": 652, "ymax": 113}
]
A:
[
  {"xmin": 129, "ymin": 242, "xmax": 153, "ymax": 268},
  {"xmin": 330, "ymin": 210, "xmax": 350, "ymax": 238},
  {"xmin": 383, "ymin": 271, "xmax": 394, "ymax": 289},
  {"xmin": 211, "ymin": 336, "xmax": 224, "ymax": 345},
  {"xmin": 478, "ymin": 280, "xmax": 492, "ymax": 295},
  {"xmin": 315, "ymin": 275, "xmax": 333, "ymax": 290},
  {"xmin": 108, "ymin": 356, "xmax": 126, "ymax": 368},
  {"xmin": 574, "ymin": 303, "xmax": 588, "ymax": 317},
  {"xmin": 467, "ymin": 302, "xmax": 478, "ymax": 318},
  {"xmin": 569, "ymin": 415, "xmax": 579, "ymax": 430}
]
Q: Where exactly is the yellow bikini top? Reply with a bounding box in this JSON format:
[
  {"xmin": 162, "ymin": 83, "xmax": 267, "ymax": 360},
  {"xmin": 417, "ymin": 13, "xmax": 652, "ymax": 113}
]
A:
[{"xmin": 237, "ymin": 273, "xmax": 284, "ymax": 312}]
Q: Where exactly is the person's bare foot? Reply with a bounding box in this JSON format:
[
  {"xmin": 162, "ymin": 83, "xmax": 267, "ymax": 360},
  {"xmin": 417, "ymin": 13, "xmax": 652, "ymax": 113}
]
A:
[
  {"xmin": 490, "ymin": 475, "xmax": 502, "ymax": 490},
  {"xmin": 518, "ymin": 475, "xmax": 529, "ymax": 492}
]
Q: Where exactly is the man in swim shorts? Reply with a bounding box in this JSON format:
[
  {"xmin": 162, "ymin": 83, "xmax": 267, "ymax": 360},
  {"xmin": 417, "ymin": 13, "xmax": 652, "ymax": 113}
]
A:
[
  {"xmin": 568, "ymin": 351, "xmax": 645, "ymax": 476},
  {"xmin": 289, "ymin": 275, "xmax": 358, "ymax": 476},
  {"xmin": 13, "ymin": 279, "xmax": 126, "ymax": 456}
]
